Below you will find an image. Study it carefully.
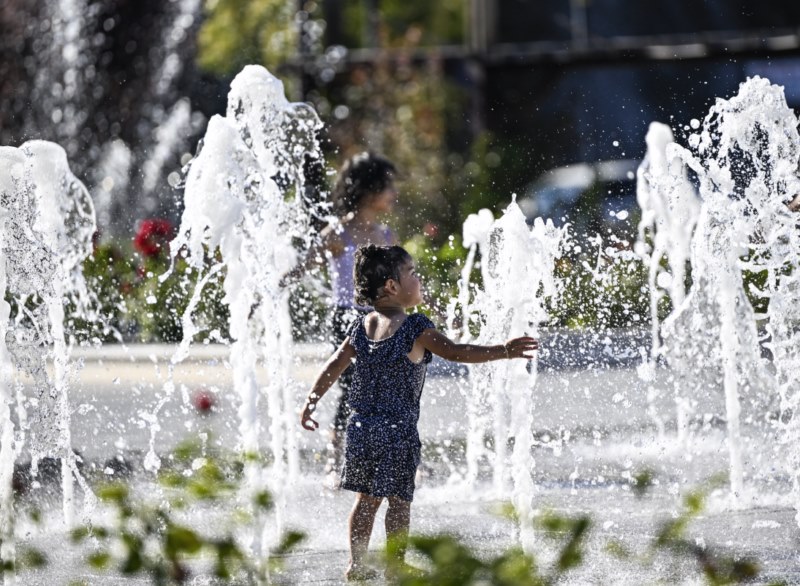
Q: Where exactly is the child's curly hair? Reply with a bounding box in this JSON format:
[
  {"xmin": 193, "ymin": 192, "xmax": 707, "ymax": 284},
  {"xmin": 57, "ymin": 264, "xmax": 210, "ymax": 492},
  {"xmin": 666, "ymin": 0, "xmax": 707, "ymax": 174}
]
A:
[
  {"xmin": 353, "ymin": 245, "xmax": 412, "ymax": 306},
  {"xmin": 331, "ymin": 152, "xmax": 396, "ymax": 217}
]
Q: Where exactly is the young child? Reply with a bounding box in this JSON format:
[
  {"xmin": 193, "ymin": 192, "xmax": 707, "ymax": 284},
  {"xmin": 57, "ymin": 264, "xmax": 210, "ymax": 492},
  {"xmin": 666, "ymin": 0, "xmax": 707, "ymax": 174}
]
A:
[
  {"xmin": 300, "ymin": 244, "xmax": 538, "ymax": 580},
  {"xmin": 285, "ymin": 153, "xmax": 398, "ymax": 484}
]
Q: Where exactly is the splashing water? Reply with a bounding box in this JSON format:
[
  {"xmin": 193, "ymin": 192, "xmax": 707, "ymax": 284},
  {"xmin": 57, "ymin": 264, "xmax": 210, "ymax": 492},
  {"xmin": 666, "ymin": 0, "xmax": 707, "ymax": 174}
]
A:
[
  {"xmin": 635, "ymin": 122, "xmax": 700, "ymax": 440},
  {"xmin": 165, "ymin": 65, "xmax": 323, "ymax": 564},
  {"xmin": 654, "ymin": 77, "xmax": 800, "ymax": 506},
  {"xmin": 450, "ymin": 208, "xmax": 495, "ymax": 488},
  {"xmin": 141, "ymin": 99, "xmax": 193, "ymax": 196},
  {"xmin": 0, "ymin": 140, "xmax": 97, "ymax": 564},
  {"xmin": 91, "ymin": 139, "xmax": 132, "ymax": 229},
  {"xmin": 5, "ymin": 65, "xmax": 800, "ymax": 581},
  {"xmin": 455, "ymin": 199, "xmax": 566, "ymax": 552}
]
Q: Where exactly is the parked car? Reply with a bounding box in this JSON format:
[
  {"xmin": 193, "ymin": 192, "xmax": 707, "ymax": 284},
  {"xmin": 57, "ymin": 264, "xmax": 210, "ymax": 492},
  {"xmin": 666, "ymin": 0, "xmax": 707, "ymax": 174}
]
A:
[{"xmin": 517, "ymin": 159, "xmax": 639, "ymax": 239}]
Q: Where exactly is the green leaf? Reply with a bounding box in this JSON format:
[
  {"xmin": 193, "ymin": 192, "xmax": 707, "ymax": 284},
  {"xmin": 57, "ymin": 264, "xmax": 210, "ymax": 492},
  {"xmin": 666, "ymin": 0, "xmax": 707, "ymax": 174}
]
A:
[
  {"xmin": 87, "ymin": 551, "xmax": 110, "ymax": 569},
  {"xmin": 28, "ymin": 507, "xmax": 42, "ymax": 524},
  {"xmin": 213, "ymin": 538, "xmax": 245, "ymax": 579},
  {"xmin": 633, "ymin": 470, "xmax": 654, "ymax": 498},
  {"xmin": 187, "ymin": 480, "xmax": 219, "ymax": 500},
  {"xmin": 684, "ymin": 491, "xmax": 704, "ymax": 514},
  {"xmin": 557, "ymin": 546, "xmax": 583, "ymax": 572},
  {"xmin": 94, "ymin": 527, "xmax": 109, "ymax": 539},
  {"xmin": 18, "ymin": 548, "xmax": 47, "ymax": 569},
  {"xmin": 605, "ymin": 540, "xmax": 631, "ymax": 559},
  {"xmin": 253, "ymin": 490, "xmax": 273, "ymax": 510},
  {"xmin": 492, "ymin": 548, "xmax": 539, "ymax": 582},
  {"xmin": 173, "ymin": 438, "xmax": 203, "ymax": 463},
  {"xmin": 159, "ymin": 471, "xmax": 186, "ymax": 489},
  {"xmin": 273, "ymin": 530, "xmax": 305, "ymax": 555},
  {"xmin": 495, "ymin": 501, "xmax": 519, "ymax": 522},
  {"xmin": 538, "ymin": 512, "xmax": 571, "ymax": 534},
  {"xmin": 655, "ymin": 519, "xmax": 685, "ymax": 546},
  {"xmin": 120, "ymin": 548, "xmax": 143, "ymax": 574},
  {"xmin": 195, "ymin": 461, "xmax": 228, "ymax": 489},
  {"xmin": 242, "ymin": 451, "xmax": 262, "ymax": 463},
  {"xmin": 730, "ymin": 559, "xmax": 759, "ymax": 581},
  {"xmin": 165, "ymin": 525, "xmax": 203, "ymax": 557},
  {"xmin": 97, "ymin": 483, "xmax": 129, "ymax": 504},
  {"xmin": 71, "ymin": 526, "xmax": 90, "ymax": 543}
]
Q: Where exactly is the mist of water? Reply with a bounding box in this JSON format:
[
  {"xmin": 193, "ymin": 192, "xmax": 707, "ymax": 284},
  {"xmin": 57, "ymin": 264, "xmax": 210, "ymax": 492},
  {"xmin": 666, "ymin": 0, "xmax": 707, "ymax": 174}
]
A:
[
  {"xmin": 165, "ymin": 65, "xmax": 323, "ymax": 567},
  {"xmin": 0, "ymin": 140, "xmax": 97, "ymax": 569},
  {"xmin": 653, "ymin": 77, "xmax": 800, "ymax": 506},
  {"xmin": 635, "ymin": 121, "xmax": 700, "ymax": 440},
  {"xmin": 452, "ymin": 200, "xmax": 565, "ymax": 552}
]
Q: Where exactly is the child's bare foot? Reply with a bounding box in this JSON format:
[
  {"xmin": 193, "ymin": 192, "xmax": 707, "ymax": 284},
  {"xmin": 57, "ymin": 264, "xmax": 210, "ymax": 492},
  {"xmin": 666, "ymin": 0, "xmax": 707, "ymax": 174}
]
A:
[{"xmin": 345, "ymin": 564, "xmax": 379, "ymax": 582}]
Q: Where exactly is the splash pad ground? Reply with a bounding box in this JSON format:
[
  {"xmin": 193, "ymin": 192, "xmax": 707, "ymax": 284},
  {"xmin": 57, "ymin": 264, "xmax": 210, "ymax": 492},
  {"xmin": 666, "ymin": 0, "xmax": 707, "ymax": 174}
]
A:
[{"xmin": 13, "ymin": 333, "xmax": 800, "ymax": 585}]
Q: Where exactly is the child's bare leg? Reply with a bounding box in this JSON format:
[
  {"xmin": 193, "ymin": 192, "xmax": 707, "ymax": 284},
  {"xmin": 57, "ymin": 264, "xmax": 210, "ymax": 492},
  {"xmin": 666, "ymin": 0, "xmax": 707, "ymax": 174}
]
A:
[
  {"xmin": 347, "ymin": 493, "xmax": 382, "ymax": 578},
  {"xmin": 385, "ymin": 497, "xmax": 411, "ymax": 562}
]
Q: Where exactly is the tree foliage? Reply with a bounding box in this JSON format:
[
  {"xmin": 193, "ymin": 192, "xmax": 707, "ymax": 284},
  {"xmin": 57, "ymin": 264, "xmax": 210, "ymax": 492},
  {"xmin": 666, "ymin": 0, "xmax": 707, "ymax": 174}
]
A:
[{"xmin": 197, "ymin": 0, "xmax": 298, "ymax": 76}]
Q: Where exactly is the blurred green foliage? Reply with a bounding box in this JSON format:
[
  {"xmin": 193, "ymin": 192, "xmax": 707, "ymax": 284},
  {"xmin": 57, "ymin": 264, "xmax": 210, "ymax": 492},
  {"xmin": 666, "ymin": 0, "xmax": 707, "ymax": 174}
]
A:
[
  {"xmin": 552, "ymin": 249, "xmax": 651, "ymax": 329},
  {"xmin": 386, "ymin": 473, "xmax": 782, "ymax": 586},
  {"xmin": 78, "ymin": 241, "xmax": 230, "ymax": 344},
  {"xmin": 403, "ymin": 233, "xmax": 464, "ymax": 316},
  {"xmin": 197, "ymin": 0, "xmax": 465, "ymax": 78},
  {"xmin": 337, "ymin": 0, "xmax": 465, "ymax": 48},
  {"xmin": 71, "ymin": 437, "xmax": 302, "ymax": 584},
  {"xmin": 99, "ymin": 2, "xmax": 770, "ymax": 338},
  {"xmin": 197, "ymin": 0, "xmax": 298, "ymax": 77},
  {"xmin": 606, "ymin": 475, "xmax": 775, "ymax": 586},
  {"xmin": 0, "ymin": 545, "xmax": 47, "ymax": 577},
  {"xmin": 6, "ymin": 443, "xmax": 780, "ymax": 585},
  {"xmin": 72, "ymin": 223, "xmax": 774, "ymax": 342}
]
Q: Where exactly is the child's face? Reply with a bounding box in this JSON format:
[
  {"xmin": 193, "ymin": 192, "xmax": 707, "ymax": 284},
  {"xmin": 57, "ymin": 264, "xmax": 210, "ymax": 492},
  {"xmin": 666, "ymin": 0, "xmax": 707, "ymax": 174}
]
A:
[
  {"xmin": 367, "ymin": 182, "xmax": 397, "ymax": 214},
  {"xmin": 394, "ymin": 259, "xmax": 423, "ymax": 307}
]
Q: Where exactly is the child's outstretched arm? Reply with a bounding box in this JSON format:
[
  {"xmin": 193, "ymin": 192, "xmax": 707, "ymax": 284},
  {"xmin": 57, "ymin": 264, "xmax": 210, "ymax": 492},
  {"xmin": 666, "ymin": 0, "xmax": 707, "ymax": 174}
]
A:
[
  {"xmin": 300, "ymin": 339, "xmax": 356, "ymax": 431},
  {"xmin": 418, "ymin": 329, "xmax": 538, "ymax": 363}
]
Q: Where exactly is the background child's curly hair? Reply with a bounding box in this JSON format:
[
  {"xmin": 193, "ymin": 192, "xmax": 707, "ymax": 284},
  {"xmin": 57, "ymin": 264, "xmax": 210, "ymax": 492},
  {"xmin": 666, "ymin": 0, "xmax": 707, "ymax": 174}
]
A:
[
  {"xmin": 353, "ymin": 245, "xmax": 412, "ymax": 306},
  {"xmin": 331, "ymin": 152, "xmax": 396, "ymax": 216}
]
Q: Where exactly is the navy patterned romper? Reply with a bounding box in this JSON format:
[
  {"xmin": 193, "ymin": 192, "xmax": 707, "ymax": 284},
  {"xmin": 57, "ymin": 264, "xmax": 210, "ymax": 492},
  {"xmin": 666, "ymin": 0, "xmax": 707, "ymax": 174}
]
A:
[{"xmin": 340, "ymin": 313, "xmax": 435, "ymax": 502}]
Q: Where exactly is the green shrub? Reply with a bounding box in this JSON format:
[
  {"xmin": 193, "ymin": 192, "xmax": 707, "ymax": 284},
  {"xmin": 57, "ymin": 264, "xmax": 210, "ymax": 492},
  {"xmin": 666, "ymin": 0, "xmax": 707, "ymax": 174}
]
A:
[{"xmin": 77, "ymin": 241, "xmax": 230, "ymax": 344}]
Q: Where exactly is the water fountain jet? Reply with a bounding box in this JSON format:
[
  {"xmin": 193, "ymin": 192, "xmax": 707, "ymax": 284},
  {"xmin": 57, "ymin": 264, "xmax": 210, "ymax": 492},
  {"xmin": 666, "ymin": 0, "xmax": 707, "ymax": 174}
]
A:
[
  {"xmin": 654, "ymin": 76, "xmax": 800, "ymax": 505},
  {"xmin": 164, "ymin": 64, "xmax": 324, "ymax": 571},
  {"xmin": 0, "ymin": 140, "xmax": 97, "ymax": 572}
]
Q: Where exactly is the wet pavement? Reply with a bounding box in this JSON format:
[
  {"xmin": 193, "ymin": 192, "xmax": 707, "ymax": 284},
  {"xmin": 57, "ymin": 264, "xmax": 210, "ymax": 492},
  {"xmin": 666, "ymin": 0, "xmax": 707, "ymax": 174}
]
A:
[{"xmin": 9, "ymin": 340, "xmax": 800, "ymax": 584}]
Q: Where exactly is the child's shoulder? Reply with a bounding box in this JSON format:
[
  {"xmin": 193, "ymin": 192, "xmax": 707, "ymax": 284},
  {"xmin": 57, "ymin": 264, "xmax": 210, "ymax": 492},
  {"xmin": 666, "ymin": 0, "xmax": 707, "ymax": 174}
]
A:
[{"xmin": 406, "ymin": 312, "xmax": 436, "ymax": 331}]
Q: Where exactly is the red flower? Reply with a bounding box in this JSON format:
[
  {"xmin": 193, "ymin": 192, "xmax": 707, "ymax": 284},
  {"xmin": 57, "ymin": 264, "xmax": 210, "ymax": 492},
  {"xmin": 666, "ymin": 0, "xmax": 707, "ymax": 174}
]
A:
[
  {"xmin": 423, "ymin": 222, "xmax": 439, "ymax": 238},
  {"xmin": 134, "ymin": 218, "xmax": 175, "ymax": 258}
]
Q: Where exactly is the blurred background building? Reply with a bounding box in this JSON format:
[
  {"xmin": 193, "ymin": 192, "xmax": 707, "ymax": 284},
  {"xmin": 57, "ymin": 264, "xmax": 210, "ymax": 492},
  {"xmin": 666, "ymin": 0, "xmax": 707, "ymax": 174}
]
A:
[{"xmin": 2, "ymin": 0, "xmax": 800, "ymax": 241}]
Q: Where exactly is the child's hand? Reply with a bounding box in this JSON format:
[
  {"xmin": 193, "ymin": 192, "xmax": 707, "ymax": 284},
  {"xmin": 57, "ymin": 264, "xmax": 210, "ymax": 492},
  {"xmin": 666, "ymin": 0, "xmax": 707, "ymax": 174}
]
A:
[
  {"xmin": 503, "ymin": 336, "xmax": 539, "ymax": 359},
  {"xmin": 300, "ymin": 398, "xmax": 320, "ymax": 431}
]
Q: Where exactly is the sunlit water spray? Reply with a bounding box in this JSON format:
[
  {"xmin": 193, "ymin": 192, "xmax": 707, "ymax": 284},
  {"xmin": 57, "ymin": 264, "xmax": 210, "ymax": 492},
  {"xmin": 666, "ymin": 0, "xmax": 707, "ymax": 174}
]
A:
[
  {"xmin": 165, "ymin": 65, "xmax": 324, "ymax": 564},
  {"xmin": 0, "ymin": 141, "xmax": 97, "ymax": 571},
  {"xmin": 635, "ymin": 122, "xmax": 700, "ymax": 441},
  {"xmin": 652, "ymin": 77, "xmax": 799, "ymax": 506},
  {"xmin": 449, "ymin": 208, "xmax": 495, "ymax": 488},
  {"xmin": 453, "ymin": 200, "xmax": 565, "ymax": 552}
]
